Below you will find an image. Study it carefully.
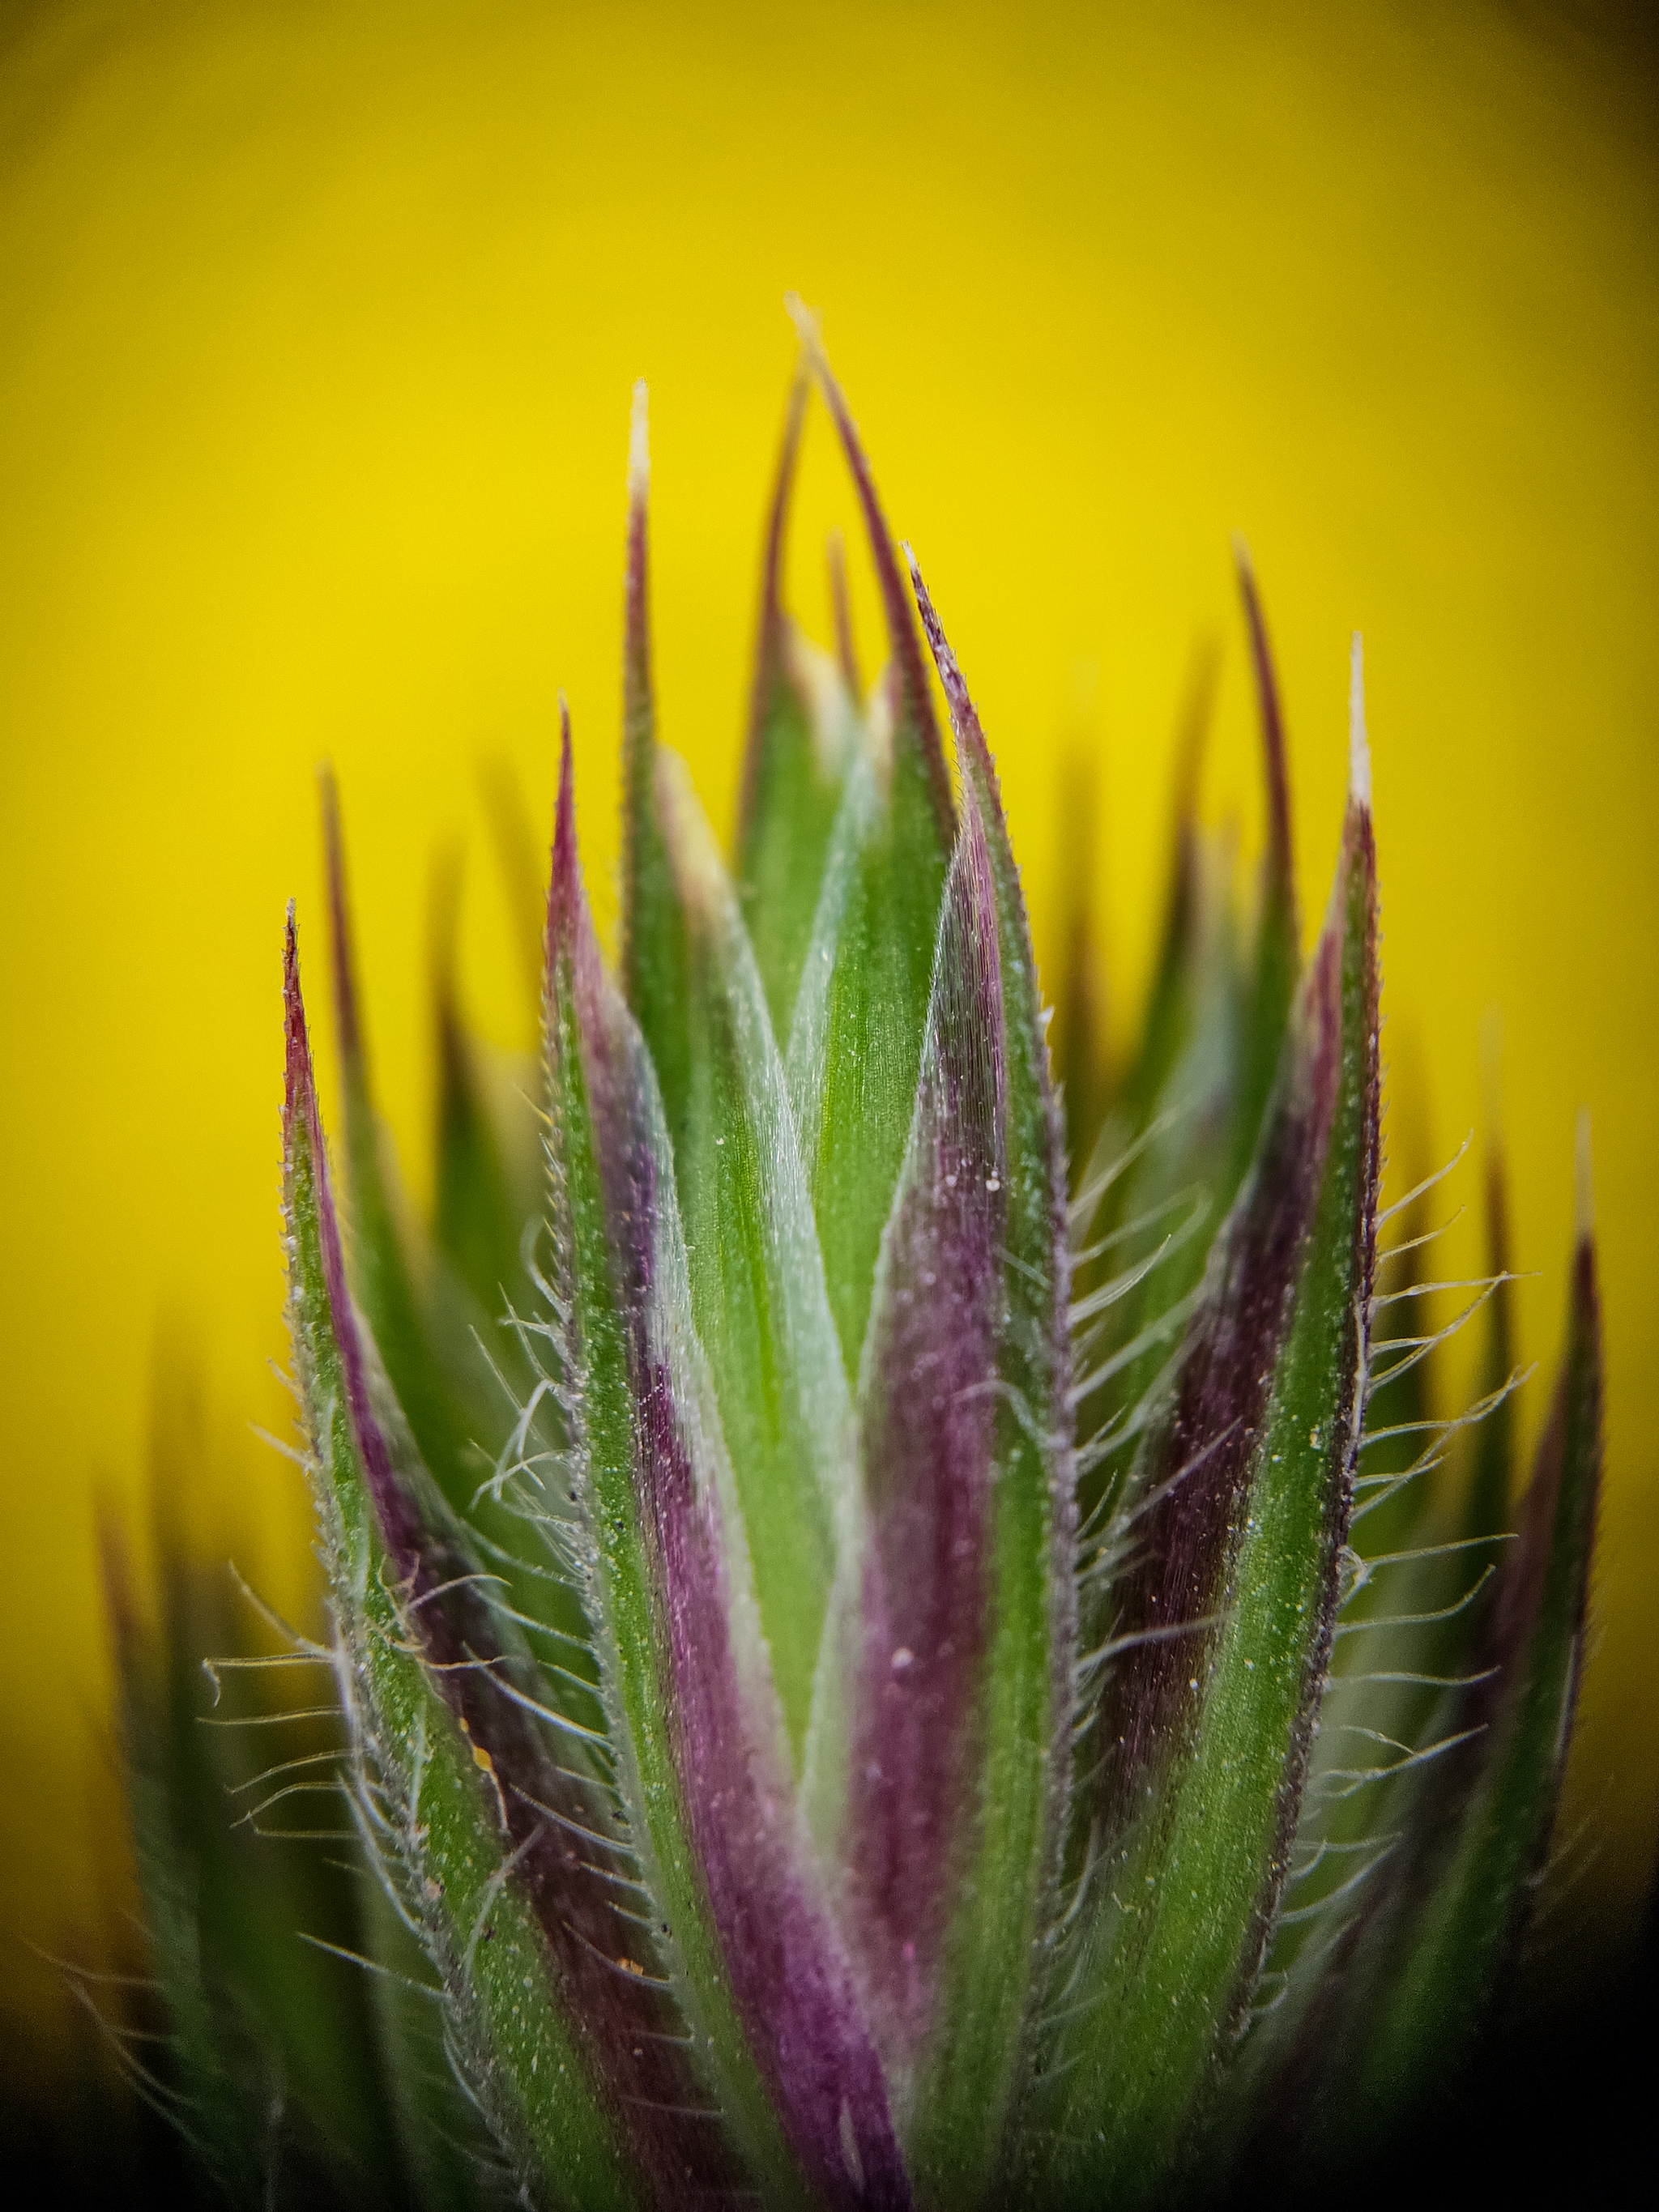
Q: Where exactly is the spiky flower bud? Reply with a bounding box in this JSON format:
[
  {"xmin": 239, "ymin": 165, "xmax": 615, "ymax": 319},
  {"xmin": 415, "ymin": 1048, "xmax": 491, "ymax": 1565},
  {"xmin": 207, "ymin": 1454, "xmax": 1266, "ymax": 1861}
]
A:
[{"xmin": 104, "ymin": 319, "xmax": 1602, "ymax": 2211}]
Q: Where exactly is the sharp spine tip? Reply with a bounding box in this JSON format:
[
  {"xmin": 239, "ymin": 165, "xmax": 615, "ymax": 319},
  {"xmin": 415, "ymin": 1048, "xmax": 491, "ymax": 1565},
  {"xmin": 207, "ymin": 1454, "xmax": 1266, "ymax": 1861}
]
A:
[
  {"xmin": 1348, "ymin": 631, "xmax": 1372, "ymax": 808},
  {"xmin": 629, "ymin": 380, "xmax": 650, "ymax": 497},
  {"xmin": 784, "ymin": 292, "xmax": 821, "ymax": 356}
]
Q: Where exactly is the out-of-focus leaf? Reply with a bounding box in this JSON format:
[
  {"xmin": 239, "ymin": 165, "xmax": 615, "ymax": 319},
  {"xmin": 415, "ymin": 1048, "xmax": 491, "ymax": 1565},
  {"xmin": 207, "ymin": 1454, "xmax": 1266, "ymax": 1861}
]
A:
[
  {"xmin": 1338, "ymin": 1123, "xmax": 1602, "ymax": 2121},
  {"xmin": 1032, "ymin": 667, "xmax": 1380, "ymax": 2205},
  {"xmin": 104, "ymin": 1363, "xmax": 399, "ymax": 2207},
  {"xmin": 616, "ymin": 379, "xmax": 696, "ymax": 1170},
  {"xmin": 102, "ymin": 1525, "xmax": 264, "ymax": 2201},
  {"xmin": 478, "ymin": 752, "xmax": 554, "ymax": 1023},
  {"xmin": 1217, "ymin": 1108, "xmax": 1491, "ymax": 2159},
  {"xmin": 1229, "ymin": 540, "xmax": 1300, "ymax": 1193},
  {"xmin": 429, "ymin": 842, "xmax": 523, "ymax": 1327},
  {"xmin": 1084, "ymin": 552, "xmax": 1309, "ymax": 1468},
  {"xmin": 319, "ymin": 767, "xmax": 463, "ymax": 1494},
  {"xmin": 1070, "ymin": 560, "xmax": 1299, "ymax": 1538},
  {"xmin": 1111, "ymin": 637, "xmax": 1222, "ymax": 1144},
  {"xmin": 319, "ymin": 772, "xmax": 595, "ymax": 1742}
]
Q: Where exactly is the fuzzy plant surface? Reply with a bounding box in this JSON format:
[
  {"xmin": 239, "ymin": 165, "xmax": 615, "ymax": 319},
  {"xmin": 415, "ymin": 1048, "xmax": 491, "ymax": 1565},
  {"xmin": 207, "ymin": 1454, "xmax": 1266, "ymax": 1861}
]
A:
[{"xmin": 100, "ymin": 312, "xmax": 1604, "ymax": 2212}]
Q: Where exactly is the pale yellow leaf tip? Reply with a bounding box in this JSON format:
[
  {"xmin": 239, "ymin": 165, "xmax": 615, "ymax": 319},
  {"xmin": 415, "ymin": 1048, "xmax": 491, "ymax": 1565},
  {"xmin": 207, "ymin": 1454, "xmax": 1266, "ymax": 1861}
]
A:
[
  {"xmin": 1575, "ymin": 1108, "xmax": 1594, "ymax": 1241},
  {"xmin": 1348, "ymin": 631, "xmax": 1372, "ymax": 809},
  {"xmin": 629, "ymin": 378, "xmax": 650, "ymax": 501},
  {"xmin": 784, "ymin": 291, "xmax": 822, "ymax": 354}
]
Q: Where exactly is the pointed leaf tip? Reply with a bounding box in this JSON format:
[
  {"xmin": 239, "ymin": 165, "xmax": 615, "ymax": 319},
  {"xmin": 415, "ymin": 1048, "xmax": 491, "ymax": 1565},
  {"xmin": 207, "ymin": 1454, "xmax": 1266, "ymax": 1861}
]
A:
[
  {"xmin": 793, "ymin": 327, "xmax": 951, "ymax": 836},
  {"xmin": 625, "ymin": 382, "xmax": 651, "ymax": 700},
  {"xmin": 629, "ymin": 376, "xmax": 650, "ymax": 497},
  {"xmin": 1233, "ymin": 536, "xmax": 1294, "ymax": 906},
  {"xmin": 1041, "ymin": 758, "xmax": 1378, "ymax": 2195},
  {"xmin": 828, "ymin": 525, "xmax": 859, "ymax": 693},
  {"xmin": 783, "ymin": 289, "xmax": 821, "ymax": 355},
  {"xmin": 548, "ymin": 697, "xmax": 582, "ymax": 954},
  {"xmin": 737, "ymin": 367, "xmax": 811, "ymax": 842},
  {"xmin": 282, "ymin": 901, "xmax": 313, "ymax": 1136},
  {"xmin": 281, "ymin": 912, "xmax": 426, "ymax": 1579},
  {"xmin": 824, "ymin": 579, "xmax": 1071, "ymax": 2193},
  {"xmin": 621, "ymin": 377, "xmax": 663, "ymax": 1016},
  {"xmin": 903, "ymin": 547, "xmax": 997, "ymax": 806},
  {"xmin": 1349, "ymin": 631, "xmax": 1372, "ymax": 808},
  {"xmin": 317, "ymin": 765, "xmax": 364, "ymax": 1076}
]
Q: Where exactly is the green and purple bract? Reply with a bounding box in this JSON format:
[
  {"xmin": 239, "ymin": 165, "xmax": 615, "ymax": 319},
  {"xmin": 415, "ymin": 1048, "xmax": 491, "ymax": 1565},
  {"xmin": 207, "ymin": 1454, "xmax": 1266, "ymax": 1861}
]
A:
[{"xmin": 107, "ymin": 321, "xmax": 1603, "ymax": 2212}]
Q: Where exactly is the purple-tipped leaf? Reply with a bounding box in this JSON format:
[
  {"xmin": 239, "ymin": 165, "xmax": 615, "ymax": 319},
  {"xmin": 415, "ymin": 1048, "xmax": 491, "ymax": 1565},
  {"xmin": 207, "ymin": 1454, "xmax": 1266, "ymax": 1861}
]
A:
[
  {"xmin": 901, "ymin": 557, "xmax": 1075, "ymax": 2199},
  {"xmin": 787, "ymin": 299, "xmax": 952, "ymax": 840},
  {"xmin": 284, "ymin": 916, "xmax": 653, "ymax": 2208},
  {"xmin": 834, "ymin": 795, "xmax": 1008, "ymax": 2105},
  {"xmin": 781, "ymin": 321, "xmax": 954, "ymax": 1379},
  {"xmin": 736, "ymin": 369, "xmax": 864, "ymax": 1042},
  {"xmin": 1335, "ymin": 1127, "xmax": 1603, "ymax": 2124},
  {"xmin": 544, "ymin": 725, "xmax": 910, "ymax": 2211},
  {"xmin": 1035, "ymin": 671, "xmax": 1380, "ymax": 2204}
]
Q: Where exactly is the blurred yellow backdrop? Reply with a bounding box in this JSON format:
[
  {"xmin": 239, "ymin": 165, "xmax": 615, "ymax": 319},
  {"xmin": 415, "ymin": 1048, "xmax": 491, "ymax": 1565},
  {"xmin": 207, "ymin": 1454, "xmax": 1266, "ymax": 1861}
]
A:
[{"xmin": 2, "ymin": 0, "xmax": 1654, "ymax": 2062}]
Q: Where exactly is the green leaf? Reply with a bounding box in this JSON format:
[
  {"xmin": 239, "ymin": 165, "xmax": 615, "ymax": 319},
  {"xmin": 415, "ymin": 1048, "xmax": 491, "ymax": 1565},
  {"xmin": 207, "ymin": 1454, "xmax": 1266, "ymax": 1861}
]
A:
[
  {"xmin": 617, "ymin": 384, "xmax": 696, "ymax": 1161},
  {"xmin": 736, "ymin": 370, "xmax": 861, "ymax": 1045},
  {"xmin": 1340, "ymin": 1120, "xmax": 1603, "ymax": 2120},
  {"xmin": 1031, "ymin": 675, "xmax": 1380, "ymax": 2206},
  {"xmin": 897, "ymin": 560, "xmax": 1073, "ymax": 2204},
  {"xmin": 648, "ymin": 749, "xmax": 856, "ymax": 1767},
  {"xmin": 786, "ymin": 309, "xmax": 955, "ymax": 1379},
  {"xmin": 319, "ymin": 771, "xmax": 597, "ymax": 1745},
  {"xmin": 360, "ymin": 1873, "xmax": 501, "ymax": 2212},
  {"xmin": 106, "ymin": 1365, "xmax": 399, "ymax": 2206},
  {"xmin": 284, "ymin": 914, "xmax": 642, "ymax": 2212},
  {"xmin": 601, "ymin": 381, "xmax": 858, "ymax": 1768},
  {"xmin": 545, "ymin": 737, "xmax": 902, "ymax": 2210},
  {"xmin": 1229, "ymin": 539, "xmax": 1300, "ymax": 1193},
  {"xmin": 319, "ymin": 768, "xmax": 461, "ymax": 1489},
  {"xmin": 102, "ymin": 1527, "xmax": 268, "ymax": 2202},
  {"xmin": 1213, "ymin": 1119, "xmax": 1491, "ymax": 2162},
  {"xmin": 429, "ymin": 842, "xmax": 527, "ymax": 1328},
  {"xmin": 1070, "ymin": 556, "xmax": 1299, "ymax": 1532}
]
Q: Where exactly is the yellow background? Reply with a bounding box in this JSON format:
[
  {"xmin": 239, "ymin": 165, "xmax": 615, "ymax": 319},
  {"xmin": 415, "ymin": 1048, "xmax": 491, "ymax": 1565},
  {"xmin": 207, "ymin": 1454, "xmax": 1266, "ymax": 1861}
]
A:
[{"xmin": 2, "ymin": 1, "xmax": 1654, "ymax": 2064}]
